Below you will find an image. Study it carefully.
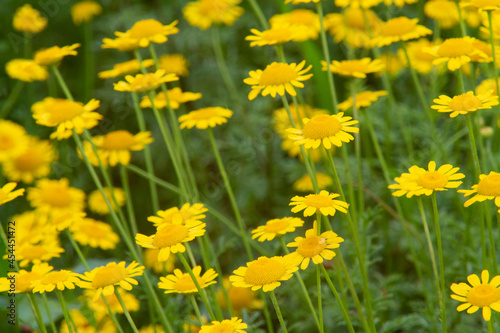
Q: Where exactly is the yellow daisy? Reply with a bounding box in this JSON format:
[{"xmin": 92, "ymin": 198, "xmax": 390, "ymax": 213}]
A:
[
  {"xmin": 158, "ymin": 266, "xmax": 218, "ymax": 294},
  {"xmin": 0, "ymin": 263, "xmax": 52, "ymax": 293},
  {"xmin": 431, "ymin": 91, "xmax": 499, "ymax": 118},
  {"xmin": 0, "ymin": 120, "xmax": 29, "ymax": 162},
  {"xmin": 183, "ymin": 0, "xmax": 244, "ymax": 30},
  {"xmin": 322, "ymin": 58, "xmax": 384, "ymax": 78},
  {"xmin": 458, "ymin": 171, "xmax": 500, "ymax": 213},
  {"xmin": 101, "ymin": 35, "xmax": 140, "ymax": 52},
  {"xmin": 388, "ymin": 161, "xmax": 465, "ymax": 198},
  {"xmin": 370, "ymin": 17, "xmax": 432, "ymax": 48},
  {"xmin": 143, "ymin": 248, "xmax": 176, "ymax": 275},
  {"xmin": 428, "ymin": 37, "xmax": 489, "ymax": 71},
  {"xmin": 11, "ymin": 210, "xmax": 51, "ymax": 246},
  {"xmin": 199, "ymin": 317, "xmax": 248, "ymax": 333},
  {"xmin": 98, "ymin": 59, "xmax": 155, "ymax": 79},
  {"xmin": 179, "ymin": 107, "xmax": 233, "ymax": 129},
  {"xmin": 71, "ymin": 1, "xmax": 102, "ymax": 25},
  {"xmin": 461, "ymin": 0, "xmax": 500, "ymax": 12},
  {"xmin": 251, "ymin": 217, "xmax": 304, "ymax": 242},
  {"xmin": 285, "ymin": 0, "xmax": 322, "ymax": 3},
  {"xmin": 70, "ymin": 218, "xmax": 120, "ymax": 250},
  {"xmin": 34, "ymin": 43, "xmax": 80, "ymax": 66},
  {"xmin": 476, "ymin": 78, "xmax": 500, "ymax": 96},
  {"xmin": 273, "ymin": 104, "xmax": 328, "ymax": 138},
  {"xmin": 398, "ymin": 39, "xmax": 438, "ymax": 74},
  {"xmin": 88, "ymin": 187, "xmax": 126, "ymax": 214},
  {"xmin": 289, "ymin": 190, "xmax": 349, "ymax": 217},
  {"xmin": 6, "ymin": 59, "xmax": 48, "ymax": 82},
  {"xmin": 335, "ymin": 0, "xmax": 382, "ymax": 8},
  {"xmin": 83, "ymin": 287, "xmax": 140, "ymax": 320},
  {"xmin": 158, "ymin": 53, "xmax": 190, "ymax": 76},
  {"xmin": 113, "ymin": 70, "xmax": 179, "ymax": 93},
  {"xmin": 293, "ymin": 172, "xmax": 333, "ymax": 192},
  {"xmin": 424, "ymin": 0, "xmax": 460, "ymax": 28},
  {"xmin": 269, "ymin": 10, "xmax": 320, "ymax": 42},
  {"xmin": 13, "ymin": 4, "xmax": 47, "ymax": 34},
  {"xmin": 16, "ymin": 239, "xmax": 65, "ymax": 267},
  {"xmin": 0, "ymin": 183, "xmax": 25, "ymax": 206},
  {"xmin": 141, "ymin": 88, "xmax": 202, "ymax": 110},
  {"xmin": 217, "ymin": 278, "xmax": 263, "ymax": 314},
  {"xmin": 114, "ymin": 19, "xmax": 179, "ymax": 48},
  {"xmin": 147, "ymin": 203, "xmax": 208, "ymax": 227},
  {"xmin": 27, "ymin": 178, "xmax": 86, "ymax": 214},
  {"xmin": 338, "ymin": 90, "xmax": 388, "ymax": 111},
  {"xmin": 31, "ymin": 269, "xmax": 81, "ymax": 293},
  {"xmin": 384, "ymin": 0, "xmax": 418, "ymax": 6},
  {"xmin": 245, "ymin": 25, "xmax": 297, "ymax": 47}
]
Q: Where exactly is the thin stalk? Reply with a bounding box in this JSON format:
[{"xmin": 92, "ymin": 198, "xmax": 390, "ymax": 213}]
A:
[
  {"xmin": 0, "ymin": 80, "xmax": 24, "ymax": 119},
  {"xmin": 41, "ymin": 294, "xmax": 58, "ymax": 333},
  {"xmin": 120, "ymin": 166, "xmax": 139, "ymax": 238},
  {"xmin": 50, "ymin": 65, "xmax": 74, "ymax": 100},
  {"xmin": 487, "ymin": 11, "xmax": 500, "ymax": 139},
  {"xmin": 83, "ymin": 21, "xmax": 94, "ymax": 101},
  {"xmin": 351, "ymin": 80, "xmax": 364, "ymax": 218},
  {"xmin": 488, "ymin": 320, "xmax": 495, "ymax": 333},
  {"xmin": 211, "ymin": 27, "xmax": 239, "ymax": 102},
  {"xmin": 465, "ymin": 114, "xmax": 482, "ymax": 176},
  {"xmin": 28, "ymin": 294, "xmax": 47, "ymax": 333},
  {"xmin": 125, "ymin": 164, "xmax": 181, "ymax": 194},
  {"xmin": 190, "ymin": 295, "xmax": 204, "ymax": 325},
  {"xmin": 456, "ymin": 2, "xmax": 468, "ymax": 37},
  {"xmin": 484, "ymin": 203, "xmax": 498, "ymax": 275},
  {"xmin": 55, "ymin": 290, "xmax": 74, "ymax": 333},
  {"xmin": 115, "ymin": 289, "xmax": 140, "ymax": 333},
  {"xmin": 269, "ymin": 290, "xmax": 288, "ymax": 333},
  {"xmin": 317, "ymin": 264, "xmax": 325, "ymax": 333},
  {"xmin": 431, "ymin": 194, "xmax": 447, "ymax": 333},
  {"xmin": 65, "ymin": 229, "xmax": 90, "ymax": 270},
  {"xmin": 245, "ymin": 0, "xmax": 269, "ymax": 29}
]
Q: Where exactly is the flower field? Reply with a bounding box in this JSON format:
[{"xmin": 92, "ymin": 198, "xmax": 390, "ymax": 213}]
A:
[{"xmin": 2, "ymin": 0, "xmax": 500, "ymax": 332}]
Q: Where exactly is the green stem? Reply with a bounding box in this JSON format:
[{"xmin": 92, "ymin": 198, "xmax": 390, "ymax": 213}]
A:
[
  {"xmin": 125, "ymin": 164, "xmax": 181, "ymax": 194},
  {"xmin": 28, "ymin": 294, "xmax": 47, "ymax": 333},
  {"xmin": 431, "ymin": 194, "xmax": 447, "ymax": 333},
  {"xmin": 0, "ymin": 80, "xmax": 24, "ymax": 119},
  {"xmin": 245, "ymin": 0, "xmax": 269, "ymax": 29},
  {"xmin": 65, "ymin": 229, "xmax": 90, "ymax": 270},
  {"xmin": 115, "ymin": 289, "xmax": 140, "ymax": 333},
  {"xmin": 55, "ymin": 290, "xmax": 74, "ymax": 333},
  {"xmin": 190, "ymin": 295, "xmax": 204, "ymax": 325},
  {"xmin": 351, "ymin": 80, "xmax": 364, "ymax": 220},
  {"xmin": 486, "ymin": 11, "xmax": 500, "ymax": 142},
  {"xmin": 41, "ymin": 294, "xmax": 58, "ymax": 333},
  {"xmin": 488, "ymin": 320, "xmax": 494, "ymax": 333},
  {"xmin": 269, "ymin": 290, "xmax": 288, "ymax": 333},
  {"xmin": 317, "ymin": 264, "xmax": 325, "ymax": 333},
  {"xmin": 484, "ymin": 203, "xmax": 498, "ymax": 275},
  {"xmin": 83, "ymin": 21, "xmax": 94, "ymax": 101},
  {"xmin": 120, "ymin": 166, "xmax": 139, "ymax": 238},
  {"xmin": 51, "ymin": 65, "xmax": 74, "ymax": 100},
  {"xmin": 465, "ymin": 114, "xmax": 481, "ymax": 177},
  {"xmin": 211, "ymin": 26, "xmax": 239, "ymax": 102}
]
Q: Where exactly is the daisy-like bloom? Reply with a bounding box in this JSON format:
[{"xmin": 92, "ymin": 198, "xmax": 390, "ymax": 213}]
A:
[
  {"xmin": 0, "ymin": 120, "xmax": 28, "ymax": 162},
  {"xmin": 251, "ymin": 217, "xmax": 304, "ymax": 242},
  {"xmin": 31, "ymin": 97, "xmax": 102, "ymax": 140},
  {"xmin": 183, "ymin": 0, "xmax": 244, "ymax": 30},
  {"xmin": 335, "ymin": 0, "xmax": 382, "ymax": 8},
  {"xmin": 217, "ymin": 278, "xmax": 263, "ymax": 313},
  {"xmin": 13, "ymin": 4, "xmax": 47, "ymax": 34},
  {"xmin": 273, "ymin": 104, "xmax": 328, "ymax": 138},
  {"xmin": 144, "ymin": 248, "xmax": 176, "ymax": 275},
  {"xmin": 370, "ymin": 17, "xmax": 432, "ymax": 48},
  {"xmin": 199, "ymin": 317, "xmax": 248, "ymax": 333},
  {"xmin": 114, "ymin": 19, "xmax": 179, "ymax": 48},
  {"xmin": 102, "ymin": 35, "xmax": 141, "ymax": 52},
  {"xmin": 179, "ymin": 107, "xmax": 233, "ymax": 129},
  {"xmin": 71, "ymin": 1, "xmax": 102, "ymax": 25},
  {"xmin": 459, "ymin": 172, "xmax": 500, "ymax": 213},
  {"xmin": 28, "ymin": 178, "xmax": 86, "ymax": 214},
  {"xmin": 88, "ymin": 187, "xmax": 126, "ymax": 214},
  {"xmin": 16, "ymin": 239, "xmax": 65, "ymax": 267},
  {"xmin": 244, "ymin": 61, "xmax": 312, "ymax": 100},
  {"xmin": 287, "ymin": 113, "xmax": 359, "ymax": 149},
  {"xmin": 158, "ymin": 266, "xmax": 218, "ymax": 294},
  {"xmin": 34, "ymin": 43, "xmax": 80, "ymax": 66},
  {"xmin": 11, "ymin": 210, "xmax": 52, "ymax": 246},
  {"xmin": 338, "ymin": 90, "xmax": 388, "ymax": 111},
  {"xmin": 289, "ymin": 190, "xmax": 349, "ymax": 217},
  {"xmin": 136, "ymin": 218, "xmax": 206, "ymax": 261},
  {"xmin": 147, "ymin": 203, "xmax": 208, "ymax": 227},
  {"xmin": 384, "ymin": 0, "xmax": 418, "ymax": 6},
  {"xmin": 431, "ymin": 91, "xmax": 499, "ymax": 118},
  {"xmin": 461, "ymin": 0, "xmax": 500, "ymax": 12},
  {"xmin": 6, "ymin": 59, "xmax": 48, "ymax": 82},
  {"xmin": 424, "ymin": 0, "xmax": 460, "ymax": 28},
  {"xmin": 90, "ymin": 130, "xmax": 154, "ymax": 167},
  {"xmin": 398, "ymin": 39, "xmax": 438, "ymax": 74},
  {"xmin": 322, "ymin": 58, "xmax": 384, "ymax": 78},
  {"xmin": 451, "ymin": 270, "xmax": 500, "ymax": 321},
  {"xmin": 293, "ymin": 172, "xmax": 333, "ymax": 192},
  {"xmin": 113, "ymin": 70, "xmax": 179, "ymax": 93},
  {"xmin": 427, "ymin": 37, "xmax": 489, "ymax": 71},
  {"xmin": 230, "ymin": 255, "xmax": 299, "ymax": 292},
  {"xmin": 70, "ymin": 218, "xmax": 120, "ymax": 250},
  {"xmin": 287, "ymin": 221, "xmax": 344, "ymax": 270},
  {"xmin": 2, "ymin": 137, "xmax": 57, "ymax": 184},
  {"xmin": 0, "ymin": 263, "xmax": 52, "ymax": 293},
  {"xmin": 140, "ymin": 88, "xmax": 202, "ymax": 110},
  {"xmin": 476, "ymin": 78, "xmax": 500, "ymax": 96},
  {"xmin": 78, "ymin": 261, "xmax": 145, "ymax": 301},
  {"xmin": 31, "ymin": 269, "xmax": 81, "ymax": 293},
  {"xmin": 285, "ymin": 0, "xmax": 322, "ymax": 3},
  {"xmin": 158, "ymin": 54, "xmax": 190, "ymax": 76},
  {"xmin": 0, "ymin": 183, "xmax": 25, "ymax": 206},
  {"xmin": 83, "ymin": 287, "xmax": 140, "ymax": 320},
  {"xmin": 98, "ymin": 59, "xmax": 155, "ymax": 79},
  {"xmin": 245, "ymin": 25, "xmax": 297, "ymax": 47},
  {"xmin": 388, "ymin": 161, "xmax": 465, "ymax": 198},
  {"xmin": 269, "ymin": 10, "xmax": 320, "ymax": 42}
]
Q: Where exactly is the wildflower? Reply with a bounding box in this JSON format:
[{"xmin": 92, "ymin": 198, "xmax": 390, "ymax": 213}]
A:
[
  {"xmin": 70, "ymin": 218, "xmax": 120, "ymax": 250},
  {"xmin": 158, "ymin": 266, "xmax": 218, "ymax": 294},
  {"xmin": 0, "ymin": 263, "xmax": 52, "ymax": 293},
  {"xmin": 199, "ymin": 317, "xmax": 248, "ymax": 333},
  {"xmin": 140, "ymin": 325, "xmax": 167, "ymax": 333},
  {"xmin": 285, "ymin": 0, "xmax": 322, "ymax": 3},
  {"xmin": 78, "ymin": 261, "xmax": 145, "ymax": 301},
  {"xmin": 459, "ymin": 171, "xmax": 500, "ymax": 213},
  {"xmin": 179, "ymin": 107, "xmax": 233, "ymax": 129},
  {"xmin": 287, "ymin": 221, "xmax": 344, "ymax": 270},
  {"xmin": 293, "ymin": 172, "xmax": 333, "ymax": 192},
  {"xmin": 0, "ymin": 183, "xmax": 24, "ymax": 206},
  {"xmin": 335, "ymin": 0, "xmax": 382, "ymax": 9},
  {"xmin": 370, "ymin": 17, "xmax": 432, "ymax": 47},
  {"xmin": 289, "ymin": 190, "xmax": 349, "ymax": 217},
  {"xmin": 13, "ymin": 4, "xmax": 47, "ymax": 34},
  {"xmin": 6, "ymin": 59, "xmax": 48, "ymax": 82},
  {"xmin": 28, "ymin": 178, "xmax": 85, "ymax": 214},
  {"xmin": 431, "ymin": 91, "xmax": 499, "ymax": 118},
  {"xmin": 83, "ymin": 287, "xmax": 140, "ymax": 320},
  {"xmin": 183, "ymin": 0, "xmax": 244, "ymax": 30},
  {"xmin": 217, "ymin": 278, "xmax": 263, "ymax": 313},
  {"xmin": 116, "ymin": 19, "xmax": 179, "ymax": 48},
  {"xmin": 451, "ymin": 270, "xmax": 500, "ymax": 321},
  {"xmin": 230, "ymin": 256, "xmax": 299, "ymax": 292},
  {"xmin": 245, "ymin": 25, "xmax": 297, "ymax": 47},
  {"xmin": 114, "ymin": 70, "xmax": 179, "ymax": 93},
  {"xmin": 269, "ymin": 10, "xmax": 320, "ymax": 41},
  {"xmin": 60, "ymin": 310, "xmax": 96, "ymax": 333},
  {"xmin": 31, "ymin": 97, "xmax": 102, "ymax": 140},
  {"xmin": 287, "ymin": 113, "xmax": 359, "ymax": 149},
  {"xmin": 461, "ymin": 0, "xmax": 500, "ymax": 12},
  {"xmin": 136, "ymin": 219, "xmax": 206, "ymax": 261},
  {"xmin": 34, "ymin": 43, "xmax": 80, "ymax": 66},
  {"xmin": 0, "ymin": 120, "xmax": 28, "ymax": 161},
  {"xmin": 338, "ymin": 90, "xmax": 388, "ymax": 111},
  {"xmin": 141, "ymin": 88, "xmax": 202, "ymax": 110},
  {"xmin": 11, "ymin": 211, "xmax": 50, "ymax": 246},
  {"xmin": 389, "ymin": 161, "xmax": 465, "ymax": 198},
  {"xmin": 322, "ymin": 58, "xmax": 384, "ymax": 78},
  {"xmin": 384, "ymin": 0, "xmax": 418, "ymax": 6},
  {"xmin": 88, "ymin": 187, "xmax": 126, "ymax": 214},
  {"xmin": 102, "ymin": 35, "xmax": 140, "ymax": 51},
  {"xmin": 144, "ymin": 248, "xmax": 176, "ymax": 275},
  {"xmin": 428, "ymin": 37, "xmax": 488, "ymax": 71},
  {"xmin": 16, "ymin": 239, "xmax": 65, "ymax": 267},
  {"xmin": 244, "ymin": 61, "xmax": 312, "ymax": 100},
  {"xmin": 98, "ymin": 59, "xmax": 155, "ymax": 79},
  {"xmin": 158, "ymin": 54, "xmax": 190, "ymax": 76},
  {"xmin": 251, "ymin": 217, "xmax": 304, "ymax": 242},
  {"xmin": 398, "ymin": 39, "xmax": 438, "ymax": 74},
  {"xmin": 273, "ymin": 104, "xmax": 328, "ymax": 138},
  {"xmin": 71, "ymin": 1, "xmax": 102, "ymax": 25},
  {"xmin": 147, "ymin": 203, "xmax": 208, "ymax": 227},
  {"xmin": 31, "ymin": 270, "xmax": 81, "ymax": 293},
  {"xmin": 424, "ymin": 0, "xmax": 460, "ymax": 28},
  {"xmin": 476, "ymin": 78, "xmax": 500, "ymax": 96}
]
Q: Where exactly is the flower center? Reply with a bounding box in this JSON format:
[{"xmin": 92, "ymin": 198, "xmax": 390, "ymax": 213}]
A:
[
  {"xmin": 100, "ymin": 131, "xmax": 136, "ymax": 150},
  {"xmin": 262, "ymin": 28, "xmax": 292, "ymax": 42},
  {"xmin": 19, "ymin": 245, "xmax": 46, "ymax": 260},
  {"xmin": 474, "ymin": 0, "xmax": 500, "ymax": 7},
  {"xmin": 345, "ymin": 8, "xmax": 366, "ymax": 29},
  {"xmin": 467, "ymin": 284, "xmax": 500, "ymax": 307},
  {"xmin": 302, "ymin": 115, "xmax": 342, "ymax": 140},
  {"xmin": 381, "ymin": 17, "xmax": 417, "ymax": 36},
  {"xmin": 448, "ymin": 93, "xmax": 482, "ymax": 111},
  {"xmin": 129, "ymin": 19, "xmax": 164, "ymax": 38},
  {"xmin": 40, "ymin": 271, "xmax": 69, "ymax": 284},
  {"xmin": 188, "ymin": 108, "xmax": 220, "ymax": 120},
  {"xmin": 259, "ymin": 63, "xmax": 297, "ymax": 86},
  {"xmin": 264, "ymin": 220, "xmax": 290, "ymax": 233},
  {"xmin": 152, "ymin": 224, "xmax": 189, "ymax": 248},
  {"xmin": 49, "ymin": 100, "xmax": 84, "ymax": 123},
  {"xmin": 338, "ymin": 60, "xmax": 370, "ymax": 73},
  {"xmin": 174, "ymin": 275, "xmax": 203, "ymax": 292},
  {"xmin": 244, "ymin": 258, "xmax": 286, "ymax": 285},
  {"xmin": 83, "ymin": 224, "xmax": 105, "ymax": 238},
  {"xmin": 41, "ymin": 185, "xmax": 72, "ymax": 208},
  {"xmin": 289, "ymin": 10, "xmax": 316, "ymax": 25},
  {"xmin": 199, "ymin": 0, "xmax": 230, "ymax": 16},
  {"xmin": 14, "ymin": 148, "xmax": 43, "ymax": 171},
  {"xmin": 297, "ymin": 236, "xmax": 326, "ymax": 258},
  {"xmin": 416, "ymin": 171, "xmax": 448, "ymax": 189},
  {"xmin": 477, "ymin": 173, "xmax": 500, "ymax": 196},
  {"xmin": 0, "ymin": 134, "xmax": 14, "ymax": 150},
  {"xmin": 92, "ymin": 265, "xmax": 128, "ymax": 288},
  {"xmin": 211, "ymin": 322, "xmax": 235, "ymax": 333},
  {"xmin": 18, "ymin": 272, "xmax": 43, "ymax": 292},
  {"xmin": 437, "ymin": 38, "xmax": 474, "ymax": 58},
  {"xmin": 304, "ymin": 194, "xmax": 334, "ymax": 208}
]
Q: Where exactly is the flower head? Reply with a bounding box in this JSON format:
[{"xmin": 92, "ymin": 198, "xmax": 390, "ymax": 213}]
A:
[
  {"xmin": 461, "ymin": 0, "xmax": 500, "ymax": 12},
  {"xmin": 13, "ymin": 4, "xmax": 47, "ymax": 34},
  {"xmin": 289, "ymin": 190, "xmax": 349, "ymax": 216},
  {"xmin": 179, "ymin": 107, "xmax": 233, "ymax": 129},
  {"xmin": 0, "ymin": 183, "xmax": 25, "ymax": 206},
  {"xmin": 141, "ymin": 88, "xmax": 202, "ymax": 110},
  {"xmin": 335, "ymin": 0, "xmax": 382, "ymax": 8},
  {"xmin": 6, "ymin": 59, "xmax": 48, "ymax": 82},
  {"xmin": 293, "ymin": 172, "xmax": 333, "ymax": 192},
  {"xmin": 458, "ymin": 172, "xmax": 500, "ymax": 213},
  {"xmin": 83, "ymin": 287, "xmax": 140, "ymax": 320},
  {"xmin": 251, "ymin": 217, "xmax": 304, "ymax": 242},
  {"xmin": 88, "ymin": 187, "xmax": 126, "ymax": 215},
  {"xmin": 31, "ymin": 269, "xmax": 81, "ymax": 293},
  {"xmin": 183, "ymin": 0, "xmax": 244, "ymax": 30},
  {"xmin": 428, "ymin": 37, "xmax": 489, "ymax": 71},
  {"xmin": 0, "ymin": 120, "xmax": 29, "ymax": 162},
  {"xmin": 245, "ymin": 25, "xmax": 297, "ymax": 47},
  {"xmin": 217, "ymin": 278, "xmax": 263, "ymax": 314},
  {"xmin": 147, "ymin": 203, "xmax": 208, "ymax": 227},
  {"xmin": 398, "ymin": 39, "xmax": 438, "ymax": 74},
  {"xmin": 98, "ymin": 59, "xmax": 155, "ymax": 79},
  {"xmin": 113, "ymin": 19, "xmax": 179, "ymax": 48},
  {"xmin": 158, "ymin": 54, "xmax": 190, "ymax": 76},
  {"xmin": 28, "ymin": 178, "xmax": 85, "ymax": 214},
  {"xmin": 338, "ymin": 90, "xmax": 388, "ymax": 111},
  {"xmin": 0, "ymin": 263, "xmax": 52, "ymax": 293},
  {"xmin": 431, "ymin": 91, "xmax": 499, "ymax": 118},
  {"xmin": 71, "ymin": 1, "xmax": 102, "ymax": 25},
  {"xmin": 199, "ymin": 317, "xmax": 248, "ymax": 333},
  {"xmin": 322, "ymin": 58, "xmax": 384, "ymax": 78},
  {"xmin": 158, "ymin": 266, "xmax": 218, "ymax": 294},
  {"xmin": 114, "ymin": 70, "xmax": 179, "ymax": 93},
  {"xmin": 34, "ymin": 43, "xmax": 80, "ymax": 66},
  {"xmin": 144, "ymin": 248, "xmax": 176, "ymax": 275},
  {"xmin": 424, "ymin": 0, "xmax": 460, "ymax": 28},
  {"xmin": 70, "ymin": 218, "xmax": 120, "ymax": 250},
  {"xmin": 269, "ymin": 10, "xmax": 320, "ymax": 41},
  {"xmin": 370, "ymin": 17, "xmax": 432, "ymax": 47},
  {"xmin": 16, "ymin": 239, "xmax": 65, "ymax": 267}
]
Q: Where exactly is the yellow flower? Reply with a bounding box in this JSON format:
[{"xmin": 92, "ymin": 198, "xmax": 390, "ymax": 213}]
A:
[
  {"xmin": 11, "ymin": 210, "xmax": 50, "ymax": 246},
  {"xmin": 31, "ymin": 269, "xmax": 81, "ymax": 293},
  {"xmin": 384, "ymin": 0, "xmax": 418, "ymax": 6},
  {"xmin": 451, "ymin": 270, "xmax": 500, "ymax": 321},
  {"xmin": 183, "ymin": 0, "xmax": 244, "ymax": 30},
  {"xmin": 431, "ymin": 91, "xmax": 499, "ymax": 118},
  {"xmin": 398, "ymin": 39, "xmax": 438, "ymax": 74},
  {"xmin": 60, "ymin": 310, "xmax": 98, "ymax": 333},
  {"xmin": 70, "ymin": 218, "xmax": 120, "ymax": 250},
  {"xmin": 285, "ymin": 0, "xmax": 322, "ymax": 3},
  {"xmin": 287, "ymin": 113, "xmax": 359, "ymax": 149},
  {"xmin": 27, "ymin": 178, "xmax": 86, "ymax": 214},
  {"xmin": 83, "ymin": 287, "xmax": 140, "ymax": 320},
  {"xmin": 289, "ymin": 190, "xmax": 349, "ymax": 217},
  {"xmin": 140, "ymin": 88, "xmax": 202, "ymax": 110},
  {"xmin": 458, "ymin": 172, "xmax": 500, "ymax": 213},
  {"xmin": 199, "ymin": 317, "xmax": 248, "ymax": 333},
  {"xmin": 140, "ymin": 324, "xmax": 167, "ymax": 333},
  {"xmin": 0, "ymin": 120, "xmax": 29, "ymax": 161},
  {"xmin": 217, "ymin": 278, "xmax": 263, "ymax": 314},
  {"xmin": 388, "ymin": 161, "xmax": 465, "ymax": 198},
  {"xmin": 147, "ymin": 203, "xmax": 208, "ymax": 227},
  {"xmin": 0, "ymin": 263, "xmax": 52, "ymax": 293},
  {"xmin": 379, "ymin": 52, "xmax": 406, "ymax": 76},
  {"xmin": 293, "ymin": 172, "xmax": 333, "ymax": 192},
  {"xmin": 245, "ymin": 25, "xmax": 297, "ymax": 47},
  {"xmin": 136, "ymin": 219, "xmax": 206, "ymax": 261},
  {"xmin": 244, "ymin": 61, "xmax": 312, "ymax": 100},
  {"xmin": 251, "ymin": 217, "xmax": 304, "ymax": 242},
  {"xmin": 287, "ymin": 221, "xmax": 344, "ymax": 270},
  {"xmin": 5, "ymin": 59, "xmax": 48, "ymax": 82},
  {"xmin": 338, "ymin": 90, "xmax": 388, "ymax": 111},
  {"xmin": 16, "ymin": 239, "xmax": 65, "ymax": 267},
  {"xmin": 98, "ymin": 59, "xmax": 155, "ymax": 79},
  {"xmin": 322, "ymin": 58, "xmax": 384, "ymax": 78},
  {"xmin": 88, "ymin": 187, "xmax": 126, "ymax": 214},
  {"xmin": 370, "ymin": 17, "xmax": 432, "ymax": 47},
  {"xmin": 428, "ymin": 37, "xmax": 489, "ymax": 71},
  {"xmin": 424, "ymin": 0, "xmax": 460, "ymax": 28},
  {"xmin": 335, "ymin": 0, "xmax": 383, "ymax": 8},
  {"xmin": 476, "ymin": 78, "xmax": 500, "ymax": 96},
  {"xmin": 102, "ymin": 35, "xmax": 140, "ymax": 51},
  {"xmin": 273, "ymin": 104, "xmax": 328, "ymax": 138},
  {"xmin": 158, "ymin": 266, "xmax": 218, "ymax": 294},
  {"xmin": 269, "ymin": 10, "xmax": 320, "ymax": 42},
  {"xmin": 143, "ymin": 248, "xmax": 176, "ymax": 275},
  {"xmin": 158, "ymin": 53, "xmax": 190, "ymax": 76},
  {"xmin": 114, "ymin": 19, "xmax": 179, "ymax": 48},
  {"xmin": 34, "ymin": 43, "xmax": 80, "ymax": 66},
  {"xmin": 71, "ymin": 1, "xmax": 102, "ymax": 25},
  {"xmin": 0, "ymin": 183, "xmax": 25, "ymax": 206},
  {"xmin": 461, "ymin": 0, "xmax": 500, "ymax": 12},
  {"xmin": 230, "ymin": 256, "xmax": 299, "ymax": 292},
  {"xmin": 78, "ymin": 261, "xmax": 145, "ymax": 301},
  {"xmin": 114, "ymin": 70, "xmax": 179, "ymax": 93},
  {"xmin": 179, "ymin": 107, "xmax": 233, "ymax": 129},
  {"xmin": 31, "ymin": 97, "xmax": 102, "ymax": 140},
  {"xmin": 13, "ymin": 4, "xmax": 47, "ymax": 34}
]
